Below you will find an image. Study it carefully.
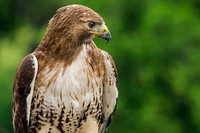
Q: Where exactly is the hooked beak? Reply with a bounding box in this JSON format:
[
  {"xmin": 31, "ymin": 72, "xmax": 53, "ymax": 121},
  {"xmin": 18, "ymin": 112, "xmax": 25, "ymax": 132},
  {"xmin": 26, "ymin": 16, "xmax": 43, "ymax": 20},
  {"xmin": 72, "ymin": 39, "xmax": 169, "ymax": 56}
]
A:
[{"xmin": 90, "ymin": 25, "xmax": 111, "ymax": 43}]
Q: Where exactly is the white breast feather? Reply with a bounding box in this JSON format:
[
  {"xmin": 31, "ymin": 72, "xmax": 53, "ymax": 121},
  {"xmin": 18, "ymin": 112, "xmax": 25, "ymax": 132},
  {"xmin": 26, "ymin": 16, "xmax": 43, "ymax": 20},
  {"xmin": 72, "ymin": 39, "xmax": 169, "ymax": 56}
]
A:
[{"xmin": 42, "ymin": 45, "xmax": 99, "ymax": 112}]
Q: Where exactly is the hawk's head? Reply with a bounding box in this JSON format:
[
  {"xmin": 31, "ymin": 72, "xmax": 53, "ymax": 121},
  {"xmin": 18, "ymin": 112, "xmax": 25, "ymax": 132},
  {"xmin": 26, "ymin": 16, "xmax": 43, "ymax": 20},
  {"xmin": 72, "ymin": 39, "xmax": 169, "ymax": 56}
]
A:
[{"xmin": 47, "ymin": 4, "xmax": 111, "ymax": 46}]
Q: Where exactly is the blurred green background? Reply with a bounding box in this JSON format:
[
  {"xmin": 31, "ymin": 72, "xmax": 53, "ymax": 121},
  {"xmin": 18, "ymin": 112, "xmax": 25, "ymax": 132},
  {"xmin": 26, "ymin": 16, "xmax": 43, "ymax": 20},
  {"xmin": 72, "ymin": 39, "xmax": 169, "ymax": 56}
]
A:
[{"xmin": 1, "ymin": 0, "xmax": 200, "ymax": 133}]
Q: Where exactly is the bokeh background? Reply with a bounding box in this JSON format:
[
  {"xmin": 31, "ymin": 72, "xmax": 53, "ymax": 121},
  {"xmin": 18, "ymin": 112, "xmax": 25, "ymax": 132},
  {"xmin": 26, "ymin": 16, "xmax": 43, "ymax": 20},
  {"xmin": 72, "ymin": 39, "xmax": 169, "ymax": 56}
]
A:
[{"xmin": 1, "ymin": 0, "xmax": 200, "ymax": 133}]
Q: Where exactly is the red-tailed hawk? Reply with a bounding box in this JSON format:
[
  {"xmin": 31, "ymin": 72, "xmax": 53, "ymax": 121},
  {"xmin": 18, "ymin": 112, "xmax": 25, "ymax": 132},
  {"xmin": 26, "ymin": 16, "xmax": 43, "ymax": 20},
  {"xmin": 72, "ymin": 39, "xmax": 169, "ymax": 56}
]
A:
[{"xmin": 12, "ymin": 4, "xmax": 118, "ymax": 133}]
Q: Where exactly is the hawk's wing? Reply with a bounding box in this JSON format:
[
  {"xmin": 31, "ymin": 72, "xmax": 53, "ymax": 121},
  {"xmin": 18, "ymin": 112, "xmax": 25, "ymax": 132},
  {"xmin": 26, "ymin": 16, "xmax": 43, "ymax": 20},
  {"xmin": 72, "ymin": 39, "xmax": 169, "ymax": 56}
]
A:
[
  {"xmin": 99, "ymin": 51, "xmax": 118, "ymax": 133},
  {"xmin": 12, "ymin": 54, "xmax": 38, "ymax": 133}
]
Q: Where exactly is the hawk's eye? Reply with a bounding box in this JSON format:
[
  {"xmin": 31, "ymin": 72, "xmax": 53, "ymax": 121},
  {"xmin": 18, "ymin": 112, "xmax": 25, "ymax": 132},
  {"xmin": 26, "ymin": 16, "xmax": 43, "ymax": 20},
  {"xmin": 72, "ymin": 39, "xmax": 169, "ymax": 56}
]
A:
[{"xmin": 88, "ymin": 21, "xmax": 96, "ymax": 28}]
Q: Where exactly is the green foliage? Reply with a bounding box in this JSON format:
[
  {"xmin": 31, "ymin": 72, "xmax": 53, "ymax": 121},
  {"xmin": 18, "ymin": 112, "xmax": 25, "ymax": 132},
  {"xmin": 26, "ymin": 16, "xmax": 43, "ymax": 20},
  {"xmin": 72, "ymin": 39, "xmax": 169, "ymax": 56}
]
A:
[{"xmin": 1, "ymin": 0, "xmax": 200, "ymax": 133}]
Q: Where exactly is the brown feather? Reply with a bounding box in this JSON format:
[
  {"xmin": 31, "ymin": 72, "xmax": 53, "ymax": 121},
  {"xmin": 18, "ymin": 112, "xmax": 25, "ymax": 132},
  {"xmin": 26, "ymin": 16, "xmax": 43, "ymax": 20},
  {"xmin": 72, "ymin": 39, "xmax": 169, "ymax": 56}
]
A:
[{"xmin": 12, "ymin": 54, "xmax": 37, "ymax": 133}]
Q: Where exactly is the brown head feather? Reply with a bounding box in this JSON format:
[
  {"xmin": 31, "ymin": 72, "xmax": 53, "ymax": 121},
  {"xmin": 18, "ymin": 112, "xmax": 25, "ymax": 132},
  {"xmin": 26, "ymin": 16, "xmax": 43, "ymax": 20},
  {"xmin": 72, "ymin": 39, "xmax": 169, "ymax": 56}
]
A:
[{"xmin": 36, "ymin": 4, "xmax": 104, "ymax": 54}]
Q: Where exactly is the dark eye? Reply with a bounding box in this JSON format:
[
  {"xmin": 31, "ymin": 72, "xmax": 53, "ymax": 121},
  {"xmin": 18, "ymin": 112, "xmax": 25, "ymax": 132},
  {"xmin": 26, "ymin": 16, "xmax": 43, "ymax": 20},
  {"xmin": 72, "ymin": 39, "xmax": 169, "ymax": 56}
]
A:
[{"xmin": 88, "ymin": 21, "xmax": 96, "ymax": 28}]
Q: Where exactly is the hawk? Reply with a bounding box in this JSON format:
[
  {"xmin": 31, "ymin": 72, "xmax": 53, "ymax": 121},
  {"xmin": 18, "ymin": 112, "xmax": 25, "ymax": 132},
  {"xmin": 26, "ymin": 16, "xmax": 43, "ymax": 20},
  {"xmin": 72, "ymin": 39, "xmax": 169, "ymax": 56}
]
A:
[{"xmin": 12, "ymin": 4, "xmax": 118, "ymax": 133}]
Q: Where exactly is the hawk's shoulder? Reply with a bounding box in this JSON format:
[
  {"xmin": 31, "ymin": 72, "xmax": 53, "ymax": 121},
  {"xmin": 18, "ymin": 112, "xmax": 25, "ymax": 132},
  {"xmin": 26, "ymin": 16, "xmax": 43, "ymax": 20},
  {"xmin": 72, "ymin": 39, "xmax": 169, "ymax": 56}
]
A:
[
  {"xmin": 99, "ymin": 50, "xmax": 118, "ymax": 133},
  {"xmin": 12, "ymin": 54, "xmax": 38, "ymax": 133}
]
